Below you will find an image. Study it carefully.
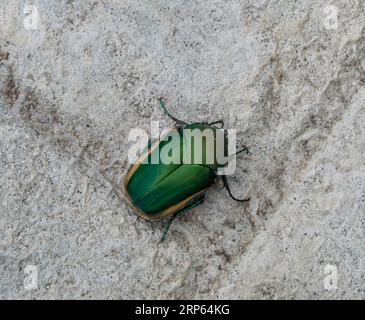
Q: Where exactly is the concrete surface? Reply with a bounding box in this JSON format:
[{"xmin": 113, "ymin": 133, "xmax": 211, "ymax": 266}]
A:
[{"xmin": 0, "ymin": 0, "xmax": 364, "ymax": 299}]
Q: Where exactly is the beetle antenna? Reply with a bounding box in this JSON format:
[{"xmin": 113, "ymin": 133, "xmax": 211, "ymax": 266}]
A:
[
  {"xmin": 221, "ymin": 175, "xmax": 250, "ymax": 202},
  {"xmin": 158, "ymin": 97, "xmax": 188, "ymax": 126},
  {"xmin": 225, "ymin": 145, "xmax": 250, "ymax": 160}
]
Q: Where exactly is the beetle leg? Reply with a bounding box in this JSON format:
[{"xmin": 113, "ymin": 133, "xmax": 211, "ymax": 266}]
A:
[
  {"xmin": 221, "ymin": 175, "xmax": 250, "ymax": 202},
  {"xmin": 208, "ymin": 120, "xmax": 224, "ymax": 128},
  {"xmin": 160, "ymin": 194, "xmax": 205, "ymax": 242},
  {"xmin": 236, "ymin": 145, "xmax": 250, "ymax": 155},
  {"xmin": 158, "ymin": 97, "xmax": 188, "ymax": 127}
]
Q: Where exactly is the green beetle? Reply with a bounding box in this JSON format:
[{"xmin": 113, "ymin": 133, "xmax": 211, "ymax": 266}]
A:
[{"xmin": 123, "ymin": 98, "xmax": 249, "ymax": 241}]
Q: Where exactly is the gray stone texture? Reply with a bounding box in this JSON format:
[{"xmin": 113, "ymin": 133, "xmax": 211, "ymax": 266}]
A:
[{"xmin": 0, "ymin": 0, "xmax": 364, "ymax": 299}]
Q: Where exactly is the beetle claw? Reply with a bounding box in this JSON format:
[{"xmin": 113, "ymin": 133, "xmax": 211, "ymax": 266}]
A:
[
  {"xmin": 236, "ymin": 145, "xmax": 250, "ymax": 155},
  {"xmin": 158, "ymin": 97, "xmax": 188, "ymax": 126},
  {"xmin": 221, "ymin": 175, "xmax": 250, "ymax": 203},
  {"xmin": 209, "ymin": 120, "xmax": 224, "ymax": 128}
]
